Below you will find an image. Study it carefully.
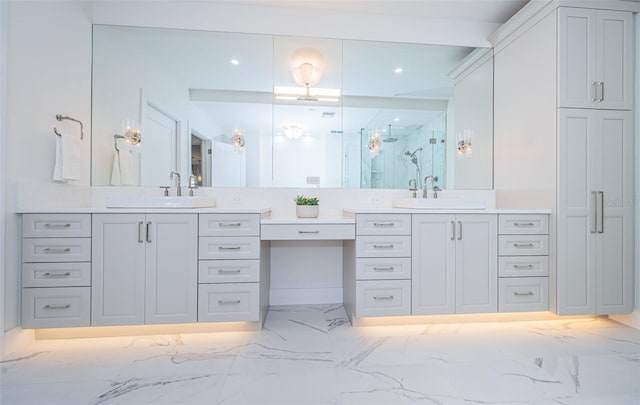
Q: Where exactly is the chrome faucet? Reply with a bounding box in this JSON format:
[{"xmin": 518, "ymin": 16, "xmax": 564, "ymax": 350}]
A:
[
  {"xmin": 170, "ymin": 171, "xmax": 181, "ymax": 196},
  {"xmin": 409, "ymin": 179, "xmax": 417, "ymax": 198},
  {"xmin": 423, "ymin": 176, "xmax": 438, "ymax": 198}
]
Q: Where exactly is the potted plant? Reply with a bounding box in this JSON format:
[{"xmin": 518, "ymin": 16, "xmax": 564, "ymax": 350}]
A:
[{"xmin": 294, "ymin": 195, "xmax": 320, "ymax": 218}]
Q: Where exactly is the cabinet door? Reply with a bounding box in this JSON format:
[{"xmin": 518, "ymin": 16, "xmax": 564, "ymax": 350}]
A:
[
  {"xmin": 411, "ymin": 214, "xmax": 455, "ymax": 315},
  {"xmin": 92, "ymin": 214, "xmax": 146, "ymax": 326},
  {"xmin": 145, "ymin": 214, "xmax": 198, "ymax": 324},
  {"xmin": 594, "ymin": 110, "xmax": 633, "ymax": 313},
  {"xmin": 455, "ymin": 214, "xmax": 497, "ymax": 314},
  {"xmin": 557, "ymin": 109, "xmax": 597, "ymax": 315}
]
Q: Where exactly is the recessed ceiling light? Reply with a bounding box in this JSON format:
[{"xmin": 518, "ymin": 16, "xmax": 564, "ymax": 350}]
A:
[
  {"xmin": 230, "ymin": 59, "xmax": 240, "ymax": 65},
  {"xmin": 394, "ymin": 67, "xmax": 403, "ymax": 74},
  {"xmin": 394, "ymin": 117, "xmax": 400, "ymax": 122}
]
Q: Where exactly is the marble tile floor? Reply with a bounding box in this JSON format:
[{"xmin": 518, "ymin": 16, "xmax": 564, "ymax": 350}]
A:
[{"xmin": 1, "ymin": 305, "xmax": 639, "ymax": 405}]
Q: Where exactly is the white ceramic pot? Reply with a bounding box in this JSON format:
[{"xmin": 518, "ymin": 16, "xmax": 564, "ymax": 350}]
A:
[{"xmin": 296, "ymin": 205, "xmax": 319, "ymax": 218}]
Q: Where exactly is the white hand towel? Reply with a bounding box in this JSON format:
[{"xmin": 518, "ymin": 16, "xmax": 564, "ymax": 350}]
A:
[
  {"xmin": 53, "ymin": 135, "xmax": 64, "ymax": 182},
  {"xmin": 110, "ymin": 150, "xmax": 121, "ymax": 186},
  {"xmin": 118, "ymin": 143, "xmax": 135, "ymax": 185},
  {"xmin": 61, "ymin": 132, "xmax": 81, "ymax": 181}
]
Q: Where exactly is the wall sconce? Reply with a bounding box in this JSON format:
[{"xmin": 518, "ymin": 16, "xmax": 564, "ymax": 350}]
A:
[
  {"xmin": 456, "ymin": 130, "xmax": 473, "ymax": 158},
  {"xmin": 113, "ymin": 120, "xmax": 141, "ymax": 151},
  {"xmin": 283, "ymin": 124, "xmax": 304, "ymax": 140},
  {"xmin": 232, "ymin": 128, "xmax": 245, "ymax": 151},
  {"xmin": 368, "ymin": 130, "xmax": 381, "ymax": 153},
  {"xmin": 291, "ymin": 47, "xmax": 324, "ymax": 101}
]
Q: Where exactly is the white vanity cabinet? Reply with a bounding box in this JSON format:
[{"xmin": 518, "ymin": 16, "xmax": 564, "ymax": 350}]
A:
[
  {"xmin": 92, "ymin": 213, "xmax": 198, "ymax": 326},
  {"xmin": 198, "ymin": 214, "xmax": 266, "ymax": 323},
  {"xmin": 558, "ymin": 8, "xmax": 633, "ymax": 110},
  {"xmin": 412, "ymin": 214, "xmax": 497, "ymax": 315},
  {"xmin": 21, "ymin": 214, "xmax": 92, "ymax": 328}
]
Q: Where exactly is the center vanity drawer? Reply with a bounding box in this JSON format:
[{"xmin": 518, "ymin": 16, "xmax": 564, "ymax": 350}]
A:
[
  {"xmin": 260, "ymin": 224, "xmax": 355, "ymax": 240},
  {"xmin": 499, "ymin": 277, "xmax": 549, "ymax": 312},
  {"xmin": 22, "ymin": 214, "xmax": 91, "ymax": 238},
  {"xmin": 498, "ymin": 235, "xmax": 548, "ymax": 256},
  {"xmin": 498, "ymin": 214, "xmax": 549, "ymax": 235},
  {"xmin": 199, "ymin": 214, "xmax": 260, "ymax": 237},
  {"xmin": 356, "ymin": 280, "xmax": 411, "ymax": 317},
  {"xmin": 499, "ymin": 256, "xmax": 548, "ymax": 277},
  {"xmin": 356, "ymin": 258, "xmax": 411, "ymax": 280},
  {"xmin": 356, "ymin": 214, "xmax": 411, "ymax": 236},
  {"xmin": 22, "ymin": 262, "xmax": 91, "ymax": 287},
  {"xmin": 198, "ymin": 283, "xmax": 259, "ymax": 322},
  {"xmin": 199, "ymin": 237, "xmax": 260, "ymax": 260},
  {"xmin": 198, "ymin": 259, "xmax": 259, "ymax": 283},
  {"xmin": 356, "ymin": 235, "xmax": 411, "ymax": 258},
  {"xmin": 22, "ymin": 238, "xmax": 91, "ymax": 263},
  {"xmin": 21, "ymin": 286, "xmax": 91, "ymax": 328}
]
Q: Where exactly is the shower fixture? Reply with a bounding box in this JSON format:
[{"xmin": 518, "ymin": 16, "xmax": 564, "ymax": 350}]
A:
[
  {"xmin": 383, "ymin": 124, "xmax": 398, "ymax": 143},
  {"xmin": 404, "ymin": 147, "xmax": 423, "ymax": 188}
]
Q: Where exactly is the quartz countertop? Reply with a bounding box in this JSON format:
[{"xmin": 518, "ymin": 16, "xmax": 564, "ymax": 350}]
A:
[
  {"xmin": 343, "ymin": 207, "xmax": 552, "ymax": 215},
  {"xmin": 15, "ymin": 207, "xmax": 273, "ymax": 214},
  {"xmin": 261, "ymin": 217, "xmax": 355, "ymax": 225}
]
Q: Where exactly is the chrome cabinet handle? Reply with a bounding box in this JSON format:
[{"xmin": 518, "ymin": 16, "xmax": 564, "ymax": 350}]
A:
[
  {"xmin": 43, "ymin": 304, "xmax": 71, "ymax": 310},
  {"xmin": 599, "ymin": 82, "xmax": 604, "ymax": 102},
  {"xmin": 457, "ymin": 221, "xmax": 462, "ymax": 241},
  {"xmin": 43, "ymin": 247, "xmax": 71, "ymax": 254},
  {"xmin": 298, "ymin": 230, "xmax": 320, "ymax": 234},
  {"xmin": 218, "ymin": 246, "xmax": 241, "ymax": 250},
  {"xmin": 591, "ymin": 191, "xmax": 598, "ymax": 234},
  {"xmin": 373, "ymin": 244, "xmax": 394, "ymax": 249},
  {"xmin": 218, "ymin": 222, "xmax": 241, "ymax": 228},
  {"xmin": 591, "ymin": 81, "xmax": 598, "ymax": 102},
  {"xmin": 44, "ymin": 223, "xmax": 72, "ymax": 228},
  {"xmin": 146, "ymin": 221, "xmax": 152, "ymax": 243},
  {"xmin": 218, "ymin": 268, "xmax": 242, "ymax": 274},
  {"xmin": 42, "ymin": 272, "xmax": 71, "ymax": 278},
  {"xmin": 138, "ymin": 221, "xmax": 144, "ymax": 243},
  {"xmin": 513, "ymin": 291, "xmax": 534, "ymax": 296},
  {"xmin": 598, "ymin": 191, "xmax": 604, "ymax": 233},
  {"xmin": 451, "ymin": 220, "xmax": 456, "ymax": 241},
  {"xmin": 373, "ymin": 266, "xmax": 394, "ymax": 272},
  {"xmin": 513, "ymin": 222, "xmax": 534, "ymax": 227},
  {"xmin": 513, "ymin": 264, "xmax": 534, "ymax": 270},
  {"xmin": 218, "ymin": 299, "xmax": 241, "ymax": 305},
  {"xmin": 373, "ymin": 295, "xmax": 394, "ymax": 300},
  {"xmin": 373, "ymin": 222, "xmax": 394, "ymax": 227},
  {"xmin": 513, "ymin": 243, "xmax": 534, "ymax": 248}
]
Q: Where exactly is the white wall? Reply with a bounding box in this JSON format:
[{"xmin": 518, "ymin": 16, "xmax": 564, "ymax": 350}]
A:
[{"xmin": 0, "ymin": 0, "xmax": 8, "ymax": 351}]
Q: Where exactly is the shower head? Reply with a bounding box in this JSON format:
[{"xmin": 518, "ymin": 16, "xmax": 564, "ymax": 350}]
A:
[{"xmin": 382, "ymin": 137, "xmax": 398, "ymax": 143}]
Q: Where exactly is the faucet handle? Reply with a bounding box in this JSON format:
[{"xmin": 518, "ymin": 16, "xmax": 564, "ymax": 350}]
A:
[
  {"xmin": 432, "ymin": 186, "xmax": 441, "ymax": 199},
  {"xmin": 188, "ymin": 186, "xmax": 198, "ymax": 197},
  {"xmin": 159, "ymin": 186, "xmax": 170, "ymax": 197}
]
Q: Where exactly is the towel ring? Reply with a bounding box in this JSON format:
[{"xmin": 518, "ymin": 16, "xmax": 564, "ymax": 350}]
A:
[
  {"xmin": 53, "ymin": 114, "xmax": 84, "ymax": 140},
  {"xmin": 114, "ymin": 134, "xmax": 125, "ymax": 152}
]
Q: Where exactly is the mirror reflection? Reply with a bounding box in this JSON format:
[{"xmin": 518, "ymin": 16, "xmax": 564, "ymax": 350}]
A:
[{"xmin": 92, "ymin": 25, "xmax": 493, "ymax": 189}]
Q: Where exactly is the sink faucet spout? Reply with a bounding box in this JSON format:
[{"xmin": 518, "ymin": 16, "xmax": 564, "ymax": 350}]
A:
[{"xmin": 170, "ymin": 171, "xmax": 181, "ymax": 196}]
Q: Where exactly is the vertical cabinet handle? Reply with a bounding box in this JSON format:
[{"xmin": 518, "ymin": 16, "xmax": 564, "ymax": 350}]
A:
[
  {"xmin": 598, "ymin": 191, "xmax": 604, "ymax": 233},
  {"xmin": 138, "ymin": 221, "xmax": 144, "ymax": 243},
  {"xmin": 457, "ymin": 221, "xmax": 462, "ymax": 241},
  {"xmin": 599, "ymin": 82, "xmax": 604, "ymax": 102},
  {"xmin": 591, "ymin": 81, "xmax": 598, "ymax": 102},
  {"xmin": 451, "ymin": 220, "xmax": 456, "ymax": 241},
  {"xmin": 146, "ymin": 221, "xmax": 152, "ymax": 243},
  {"xmin": 591, "ymin": 191, "xmax": 598, "ymax": 234}
]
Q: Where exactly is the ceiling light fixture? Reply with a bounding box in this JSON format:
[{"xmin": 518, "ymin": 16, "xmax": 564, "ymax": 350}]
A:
[
  {"xmin": 291, "ymin": 48, "xmax": 325, "ymax": 101},
  {"xmin": 283, "ymin": 124, "xmax": 304, "ymax": 140},
  {"xmin": 230, "ymin": 59, "xmax": 240, "ymax": 65},
  {"xmin": 394, "ymin": 67, "xmax": 403, "ymax": 73}
]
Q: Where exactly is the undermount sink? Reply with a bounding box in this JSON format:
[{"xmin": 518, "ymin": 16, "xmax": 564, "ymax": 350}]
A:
[
  {"xmin": 106, "ymin": 196, "xmax": 216, "ymax": 209},
  {"xmin": 393, "ymin": 198, "xmax": 485, "ymax": 210}
]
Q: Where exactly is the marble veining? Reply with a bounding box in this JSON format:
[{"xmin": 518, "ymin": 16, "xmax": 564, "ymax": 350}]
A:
[{"xmin": 1, "ymin": 305, "xmax": 639, "ymax": 404}]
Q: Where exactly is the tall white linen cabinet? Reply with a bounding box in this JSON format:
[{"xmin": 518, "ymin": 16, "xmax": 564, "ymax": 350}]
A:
[{"xmin": 492, "ymin": 1, "xmax": 636, "ymax": 315}]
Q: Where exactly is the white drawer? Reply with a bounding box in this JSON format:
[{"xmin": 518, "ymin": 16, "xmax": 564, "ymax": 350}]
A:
[
  {"xmin": 498, "ymin": 235, "xmax": 548, "ymax": 256},
  {"xmin": 22, "ymin": 238, "xmax": 91, "ymax": 263},
  {"xmin": 356, "ymin": 214, "xmax": 411, "ymax": 236},
  {"xmin": 22, "ymin": 214, "xmax": 91, "ymax": 238},
  {"xmin": 356, "ymin": 280, "xmax": 411, "ymax": 317},
  {"xmin": 198, "ymin": 259, "xmax": 260, "ymax": 284},
  {"xmin": 356, "ymin": 235, "xmax": 411, "ymax": 258},
  {"xmin": 499, "ymin": 256, "xmax": 548, "ymax": 277},
  {"xmin": 499, "ymin": 277, "xmax": 549, "ymax": 313},
  {"xmin": 499, "ymin": 214, "xmax": 549, "ymax": 235},
  {"xmin": 198, "ymin": 283, "xmax": 259, "ymax": 322},
  {"xmin": 22, "ymin": 287, "xmax": 90, "ymax": 328},
  {"xmin": 356, "ymin": 257, "xmax": 411, "ymax": 280},
  {"xmin": 199, "ymin": 237, "xmax": 260, "ymax": 260},
  {"xmin": 199, "ymin": 214, "xmax": 260, "ymax": 237},
  {"xmin": 261, "ymin": 223, "xmax": 355, "ymax": 240},
  {"xmin": 22, "ymin": 262, "xmax": 91, "ymax": 287}
]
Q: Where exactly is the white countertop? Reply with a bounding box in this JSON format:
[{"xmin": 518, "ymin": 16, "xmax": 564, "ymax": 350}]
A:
[
  {"xmin": 16, "ymin": 207, "xmax": 273, "ymax": 214},
  {"xmin": 261, "ymin": 217, "xmax": 355, "ymax": 225},
  {"xmin": 343, "ymin": 208, "xmax": 552, "ymax": 215}
]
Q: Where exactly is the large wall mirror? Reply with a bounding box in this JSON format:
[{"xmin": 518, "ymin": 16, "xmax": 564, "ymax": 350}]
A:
[{"xmin": 92, "ymin": 25, "xmax": 493, "ymax": 189}]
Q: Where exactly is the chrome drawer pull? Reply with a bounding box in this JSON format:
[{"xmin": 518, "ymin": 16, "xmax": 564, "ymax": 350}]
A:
[
  {"xmin": 42, "ymin": 272, "xmax": 72, "ymax": 278},
  {"xmin": 373, "ymin": 244, "xmax": 394, "ymax": 249},
  {"xmin": 373, "ymin": 266, "xmax": 394, "ymax": 272},
  {"xmin": 44, "ymin": 223, "xmax": 72, "ymax": 228},
  {"xmin": 513, "ymin": 222, "xmax": 534, "ymax": 227},
  {"xmin": 218, "ymin": 223, "xmax": 241, "ymax": 227},
  {"xmin": 373, "ymin": 295, "xmax": 394, "ymax": 300},
  {"xmin": 298, "ymin": 230, "xmax": 320, "ymax": 234},
  {"xmin": 218, "ymin": 269, "xmax": 241, "ymax": 274},
  {"xmin": 43, "ymin": 304, "xmax": 71, "ymax": 310},
  {"xmin": 43, "ymin": 247, "xmax": 71, "ymax": 254},
  {"xmin": 513, "ymin": 243, "xmax": 534, "ymax": 248},
  {"xmin": 373, "ymin": 222, "xmax": 394, "ymax": 227},
  {"xmin": 218, "ymin": 246, "xmax": 241, "ymax": 250},
  {"xmin": 513, "ymin": 264, "xmax": 534, "ymax": 270},
  {"xmin": 513, "ymin": 291, "xmax": 534, "ymax": 296},
  {"xmin": 218, "ymin": 299, "xmax": 241, "ymax": 305}
]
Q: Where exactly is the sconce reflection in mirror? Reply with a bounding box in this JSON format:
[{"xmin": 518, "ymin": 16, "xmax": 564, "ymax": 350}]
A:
[
  {"xmin": 232, "ymin": 128, "xmax": 245, "ymax": 151},
  {"xmin": 457, "ymin": 130, "xmax": 473, "ymax": 158},
  {"xmin": 367, "ymin": 129, "xmax": 381, "ymax": 153},
  {"xmin": 113, "ymin": 120, "xmax": 141, "ymax": 152},
  {"xmin": 283, "ymin": 124, "xmax": 304, "ymax": 140},
  {"xmin": 274, "ymin": 47, "xmax": 340, "ymax": 103}
]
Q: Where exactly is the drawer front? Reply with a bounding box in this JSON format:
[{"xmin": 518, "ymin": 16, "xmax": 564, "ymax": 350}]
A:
[
  {"xmin": 356, "ymin": 214, "xmax": 411, "ymax": 236},
  {"xmin": 199, "ymin": 237, "xmax": 260, "ymax": 260},
  {"xmin": 22, "ymin": 214, "xmax": 91, "ymax": 238},
  {"xmin": 499, "ymin": 215, "xmax": 549, "ymax": 235},
  {"xmin": 22, "ymin": 262, "xmax": 91, "ymax": 287},
  {"xmin": 356, "ymin": 280, "xmax": 411, "ymax": 317},
  {"xmin": 499, "ymin": 277, "xmax": 549, "ymax": 313},
  {"xmin": 199, "ymin": 214, "xmax": 260, "ymax": 237},
  {"xmin": 22, "ymin": 287, "xmax": 91, "ymax": 328},
  {"xmin": 356, "ymin": 235, "xmax": 411, "ymax": 258},
  {"xmin": 261, "ymin": 224, "xmax": 355, "ymax": 241},
  {"xmin": 499, "ymin": 256, "xmax": 548, "ymax": 277},
  {"xmin": 198, "ymin": 259, "xmax": 260, "ymax": 283},
  {"xmin": 22, "ymin": 238, "xmax": 91, "ymax": 263},
  {"xmin": 198, "ymin": 283, "xmax": 259, "ymax": 322},
  {"xmin": 498, "ymin": 235, "xmax": 548, "ymax": 256},
  {"xmin": 356, "ymin": 257, "xmax": 411, "ymax": 280}
]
